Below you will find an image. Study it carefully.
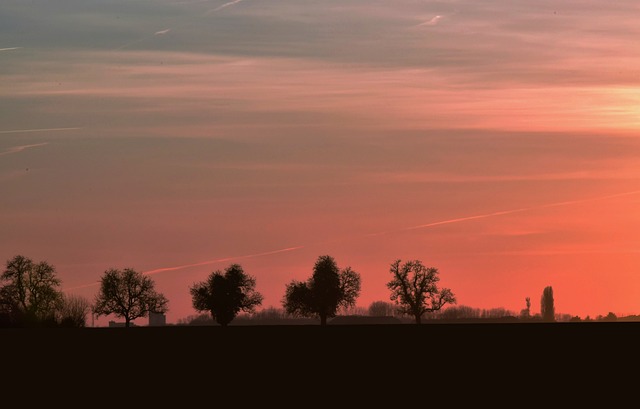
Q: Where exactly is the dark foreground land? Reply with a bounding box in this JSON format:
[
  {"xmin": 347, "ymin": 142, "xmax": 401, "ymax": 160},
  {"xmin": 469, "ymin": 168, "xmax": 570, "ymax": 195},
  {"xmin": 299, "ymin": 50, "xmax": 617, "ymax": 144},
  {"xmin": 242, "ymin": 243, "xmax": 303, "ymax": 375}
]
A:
[
  {"xmin": 4, "ymin": 321, "xmax": 639, "ymax": 400},
  {"xmin": 5, "ymin": 321, "xmax": 640, "ymax": 364}
]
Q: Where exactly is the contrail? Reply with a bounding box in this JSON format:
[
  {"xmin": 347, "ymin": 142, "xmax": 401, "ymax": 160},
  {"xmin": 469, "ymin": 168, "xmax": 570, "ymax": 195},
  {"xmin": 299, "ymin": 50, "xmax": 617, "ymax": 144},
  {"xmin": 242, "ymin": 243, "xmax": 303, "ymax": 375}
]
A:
[
  {"xmin": 0, "ymin": 47, "xmax": 21, "ymax": 52},
  {"xmin": 206, "ymin": 0, "xmax": 243, "ymax": 14},
  {"xmin": 61, "ymin": 245, "xmax": 305, "ymax": 290},
  {"xmin": 0, "ymin": 127, "xmax": 80, "ymax": 134},
  {"xmin": 143, "ymin": 246, "xmax": 305, "ymax": 276},
  {"xmin": 417, "ymin": 15, "xmax": 443, "ymax": 27},
  {"xmin": 171, "ymin": 0, "xmax": 214, "ymax": 4},
  {"xmin": 365, "ymin": 189, "xmax": 640, "ymax": 237},
  {"xmin": 137, "ymin": 189, "xmax": 640, "ymax": 275},
  {"xmin": 115, "ymin": 27, "xmax": 172, "ymax": 50},
  {"xmin": 61, "ymin": 189, "xmax": 640, "ymax": 289},
  {"xmin": 116, "ymin": 0, "xmax": 245, "ymax": 50},
  {"xmin": 0, "ymin": 142, "xmax": 49, "ymax": 157},
  {"xmin": 364, "ymin": 208, "xmax": 532, "ymax": 237}
]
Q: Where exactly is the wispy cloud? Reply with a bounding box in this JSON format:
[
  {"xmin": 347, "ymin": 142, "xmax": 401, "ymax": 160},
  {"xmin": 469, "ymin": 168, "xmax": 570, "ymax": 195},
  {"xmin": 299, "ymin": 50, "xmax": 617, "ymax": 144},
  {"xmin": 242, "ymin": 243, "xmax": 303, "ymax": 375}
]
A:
[
  {"xmin": 0, "ymin": 47, "xmax": 22, "ymax": 52},
  {"xmin": 417, "ymin": 15, "xmax": 443, "ymax": 27},
  {"xmin": 206, "ymin": 0, "xmax": 244, "ymax": 15},
  {"xmin": 154, "ymin": 29, "xmax": 171, "ymax": 35},
  {"xmin": 0, "ymin": 143, "xmax": 49, "ymax": 157},
  {"xmin": 0, "ymin": 127, "xmax": 80, "ymax": 135}
]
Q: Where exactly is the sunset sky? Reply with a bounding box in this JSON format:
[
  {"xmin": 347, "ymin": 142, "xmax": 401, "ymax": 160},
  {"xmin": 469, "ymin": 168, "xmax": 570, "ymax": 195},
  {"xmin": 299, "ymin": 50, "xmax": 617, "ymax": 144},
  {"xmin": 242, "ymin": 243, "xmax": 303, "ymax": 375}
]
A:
[{"xmin": 3, "ymin": 0, "xmax": 640, "ymax": 325}]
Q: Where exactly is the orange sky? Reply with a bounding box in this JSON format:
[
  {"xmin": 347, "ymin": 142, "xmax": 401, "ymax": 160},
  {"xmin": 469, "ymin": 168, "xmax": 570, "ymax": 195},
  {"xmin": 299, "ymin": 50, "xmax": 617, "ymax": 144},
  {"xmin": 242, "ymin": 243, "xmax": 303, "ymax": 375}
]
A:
[{"xmin": 2, "ymin": 0, "xmax": 640, "ymax": 325}]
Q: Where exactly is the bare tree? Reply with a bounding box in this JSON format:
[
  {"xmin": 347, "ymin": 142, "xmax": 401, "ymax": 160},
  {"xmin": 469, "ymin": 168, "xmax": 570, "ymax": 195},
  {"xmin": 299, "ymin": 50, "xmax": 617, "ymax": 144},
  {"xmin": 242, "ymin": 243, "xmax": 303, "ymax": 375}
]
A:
[
  {"xmin": 252, "ymin": 306, "xmax": 287, "ymax": 320},
  {"xmin": 481, "ymin": 307, "xmax": 516, "ymax": 319},
  {"xmin": 93, "ymin": 268, "xmax": 168, "ymax": 327},
  {"xmin": 520, "ymin": 296, "xmax": 531, "ymax": 320},
  {"xmin": 387, "ymin": 259, "xmax": 456, "ymax": 324},
  {"xmin": 58, "ymin": 293, "xmax": 92, "ymax": 327},
  {"xmin": 0, "ymin": 255, "xmax": 64, "ymax": 326},
  {"xmin": 367, "ymin": 300, "xmax": 397, "ymax": 317},
  {"xmin": 177, "ymin": 313, "xmax": 214, "ymax": 326},
  {"xmin": 437, "ymin": 305, "xmax": 481, "ymax": 320},
  {"xmin": 339, "ymin": 304, "xmax": 368, "ymax": 316}
]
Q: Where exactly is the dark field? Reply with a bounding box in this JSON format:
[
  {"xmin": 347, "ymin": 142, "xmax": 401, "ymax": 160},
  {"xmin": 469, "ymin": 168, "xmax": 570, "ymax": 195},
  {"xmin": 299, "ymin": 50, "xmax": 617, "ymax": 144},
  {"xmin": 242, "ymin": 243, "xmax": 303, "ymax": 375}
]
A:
[
  {"xmin": 5, "ymin": 321, "xmax": 639, "ymax": 363},
  {"xmin": 4, "ymin": 321, "xmax": 637, "ymax": 398}
]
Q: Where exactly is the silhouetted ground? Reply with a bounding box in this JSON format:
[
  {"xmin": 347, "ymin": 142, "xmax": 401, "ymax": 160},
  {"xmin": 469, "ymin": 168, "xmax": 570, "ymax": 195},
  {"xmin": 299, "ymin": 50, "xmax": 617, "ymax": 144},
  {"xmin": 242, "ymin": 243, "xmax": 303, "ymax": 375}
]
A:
[
  {"xmin": 5, "ymin": 321, "xmax": 637, "ymax": 364},
  {"xmin": 3, "ymin": 321, "xmax": 636, "ymax": 401}
]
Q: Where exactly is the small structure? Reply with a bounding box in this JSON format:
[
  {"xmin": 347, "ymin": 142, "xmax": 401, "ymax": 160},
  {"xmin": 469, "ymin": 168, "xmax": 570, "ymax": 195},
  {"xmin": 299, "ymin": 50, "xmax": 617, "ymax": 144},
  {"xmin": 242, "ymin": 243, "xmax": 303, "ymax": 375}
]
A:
[{"xmin": 148, "ymin": 312, "xmax": 167, "ymax": 326}]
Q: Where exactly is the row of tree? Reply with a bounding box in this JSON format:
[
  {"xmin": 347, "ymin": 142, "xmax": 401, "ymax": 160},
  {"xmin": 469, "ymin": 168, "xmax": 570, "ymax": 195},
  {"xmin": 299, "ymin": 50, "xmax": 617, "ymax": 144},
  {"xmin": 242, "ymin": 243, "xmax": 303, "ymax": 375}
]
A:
[
  {"xmin": 0, "ymin": 254, "xmax": 462, "ymax": 327},
  {"xmin": 0, "ymin": 255, "xmax": 90, "ymax": 327}
]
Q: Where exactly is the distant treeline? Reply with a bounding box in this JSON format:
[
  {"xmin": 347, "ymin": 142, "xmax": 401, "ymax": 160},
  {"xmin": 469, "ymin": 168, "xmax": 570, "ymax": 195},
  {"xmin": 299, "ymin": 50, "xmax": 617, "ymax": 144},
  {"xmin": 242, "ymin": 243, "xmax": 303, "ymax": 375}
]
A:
[
  {"xmin": 174, "ymin": 304, "xmax": 623, "ymax": 326},
  {"xmin": 0, "ymin": 253, "xmax": 627, "ymax": 328}
]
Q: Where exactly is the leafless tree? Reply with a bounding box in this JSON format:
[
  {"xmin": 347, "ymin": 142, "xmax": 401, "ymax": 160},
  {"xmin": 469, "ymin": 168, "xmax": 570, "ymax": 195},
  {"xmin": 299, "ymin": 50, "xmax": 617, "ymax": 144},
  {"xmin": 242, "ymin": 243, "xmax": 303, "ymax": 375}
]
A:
[
  {"xmin": 387, "ymin": 259, "xmax": 456, "ymax": 324},
  {"xmin": 58, "ymin": 293, "xmax": 92, "ymax": 327},
  {"xmin": 93, "ymin": 268, "xmax": 168, "ymax": 327}
]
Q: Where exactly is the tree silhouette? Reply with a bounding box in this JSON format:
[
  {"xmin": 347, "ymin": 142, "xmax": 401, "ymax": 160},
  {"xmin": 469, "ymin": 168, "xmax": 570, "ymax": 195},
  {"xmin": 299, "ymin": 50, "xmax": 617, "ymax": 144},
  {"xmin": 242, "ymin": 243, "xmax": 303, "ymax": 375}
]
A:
[
  {"xmin": 58, "ymin": 293, "xmax": 92, "ymax": 327},
  {"xmin": 282, "ymin": 255, "xmax": 361, "ymax": 325},
  {"xmin": 540, "ymin": 286, "xmax": 555, "ymax": 322},
  {"xmin": 520, "ymin": 296, "xmax": 531, "ymax": 320},
  {"xmin": 0, "ymin": 255, "xmax": 64, "ymax": 327},
  {"xmin": 387, "ymin": 259, "xmax": 456, "ymax": 324},
  {"xmin": 368, "ymin": 300, "xmax": 397, "ymax": 317},
  {"xmin": 189, "ymin": 264, "xmax": 263, "ymax": 326},
  {"xmin": 92, "ymin": 268, "xmax": 168, "ymax": 327}
]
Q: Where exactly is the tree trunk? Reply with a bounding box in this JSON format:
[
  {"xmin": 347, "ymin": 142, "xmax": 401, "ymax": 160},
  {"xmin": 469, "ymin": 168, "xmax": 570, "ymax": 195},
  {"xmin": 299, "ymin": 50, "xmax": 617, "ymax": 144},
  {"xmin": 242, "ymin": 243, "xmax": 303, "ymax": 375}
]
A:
[
  {"xmin": 415, "ymin": 314, "xmax": 421, "ymax": 324},
  {"xmin": 320, "ymin": 314, "xmax": 327, "ymax": 326},
  {"xmin": 125, "ymin": 317, "xmax": 131, "ymax": 327}
]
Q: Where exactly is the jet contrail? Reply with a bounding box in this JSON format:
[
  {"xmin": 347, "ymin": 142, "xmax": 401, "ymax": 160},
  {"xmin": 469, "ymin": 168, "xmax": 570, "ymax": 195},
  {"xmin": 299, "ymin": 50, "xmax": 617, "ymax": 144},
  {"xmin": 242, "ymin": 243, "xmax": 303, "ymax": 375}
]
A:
[
  {"xmin": 417, "ymin": 15, "xmax": 443, "ymax": 27},
  {"xmin": 61, "ymin": 245, "xmax": 305, "ymax": 290},
  {"xmin": 171, "ymin": 0, "xmax": 214, "ymax": 4},
  {"xmin": 143, "ymin": 246, "xmax": 305, "ymax": 276},
  {"xmin": 136, "ymin": 189, "xmax": 640, "ymax": 276},
  {"xmin": 365, "ymin": 189, "xmax": 640, "ymax": 237},
  {"xmin": 364, "ymin": 208, "xmax": 533, "ymax": 237},
  {"xmin": 0, "ymin": 142, "xmax": 49, "ymax": 157},
  {"xmin": 0, "ymin": 127, "xmax": 80, "ymax": 134},
  {"xmin": 61, "ymin": 189, "xmax": 640, "ymax": 289},
  {"xmin": 116, "ymin": 0, "xmax": 244, "ymax": 50},
  {"xmin": 0, "ymin": 47, "xmax": 21, "ymax": 52},
  {"xmin": 206, "ymin": 0, "xmax": 243, "ymax": 14}
]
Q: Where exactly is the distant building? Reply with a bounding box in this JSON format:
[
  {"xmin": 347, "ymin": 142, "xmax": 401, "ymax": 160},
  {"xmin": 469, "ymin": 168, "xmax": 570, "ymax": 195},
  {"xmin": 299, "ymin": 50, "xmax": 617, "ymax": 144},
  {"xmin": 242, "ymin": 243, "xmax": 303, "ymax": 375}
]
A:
[{"xmin": 149, "ymin": 312, "xmax": 166, "ymax": 326}]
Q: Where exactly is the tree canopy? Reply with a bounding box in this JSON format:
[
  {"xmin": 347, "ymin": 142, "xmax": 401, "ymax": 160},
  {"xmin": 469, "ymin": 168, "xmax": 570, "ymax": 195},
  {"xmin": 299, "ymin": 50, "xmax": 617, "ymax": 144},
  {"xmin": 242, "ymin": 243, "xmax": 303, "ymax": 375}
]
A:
[
  {"xmin": 282, "ymin": 255, "xmax": 361, "ymax": 325},
  {"xmin": 0, "ymin": 255, "xmax": 64, "ymax": 327},
  {"xmin": 190, "ymin": 263, "xmax": 263, "ymax": 326},
  {"xmin": 92, "ymin": 268, "xmax": 168, "ymax": 327},
  {"xmin": 541, "ymin": 286, "xmax": 555, "ymax": 322},
  {"xmin": 387, "ymin": 259, "xmax": 456, "ymax": 324}
]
